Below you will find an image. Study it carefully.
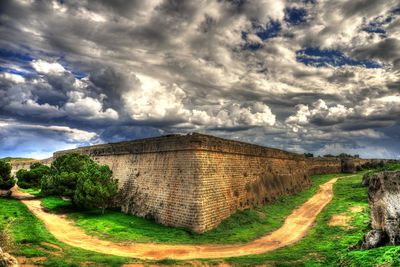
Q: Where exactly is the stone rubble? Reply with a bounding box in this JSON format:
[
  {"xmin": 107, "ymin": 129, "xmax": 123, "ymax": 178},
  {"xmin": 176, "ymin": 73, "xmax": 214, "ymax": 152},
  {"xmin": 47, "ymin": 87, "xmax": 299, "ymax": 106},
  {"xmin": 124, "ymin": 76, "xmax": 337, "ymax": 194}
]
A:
[{"xmin": 361, "ymin": 171, "xmax": 400, "ymax": 248}]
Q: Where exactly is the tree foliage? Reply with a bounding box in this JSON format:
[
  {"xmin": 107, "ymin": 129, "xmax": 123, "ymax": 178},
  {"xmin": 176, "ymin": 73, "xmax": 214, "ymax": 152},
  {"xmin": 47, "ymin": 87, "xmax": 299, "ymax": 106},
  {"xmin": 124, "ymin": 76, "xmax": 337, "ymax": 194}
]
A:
[
  {"xmin": 0, "ymin": 160, "xmax": 15, "ymax": 190},
  {"xmin": 41, "ymin": 153, "xmax": 118, "ymax": 213},
  {"xmin": 41, "ymin": 153, "xmax": 92, "ymax": 197},
  {"xmin": 16, "ymin": 163, "xmax": 50, "ymax": 189},
  {"xmin": 74, "ymin": 162, "xmax": 118, "ymax": 213}
]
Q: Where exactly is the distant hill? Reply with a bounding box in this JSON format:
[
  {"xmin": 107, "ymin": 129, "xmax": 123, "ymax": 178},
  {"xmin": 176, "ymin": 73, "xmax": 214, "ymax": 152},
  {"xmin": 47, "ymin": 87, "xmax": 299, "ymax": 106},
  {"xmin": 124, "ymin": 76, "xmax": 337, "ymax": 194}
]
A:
[{"xmin": 1, "ymin": 157, "xmax": 34, "ymax": 162}]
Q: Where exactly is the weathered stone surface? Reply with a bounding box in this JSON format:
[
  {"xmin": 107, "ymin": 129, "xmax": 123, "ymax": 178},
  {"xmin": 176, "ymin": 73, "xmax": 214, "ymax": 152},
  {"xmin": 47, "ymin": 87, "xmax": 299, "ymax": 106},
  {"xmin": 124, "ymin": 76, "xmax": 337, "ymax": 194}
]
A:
[
  {"xmin": 9, "ymin": 158, "xmax": 52, "ymax": 176},
  {"xmin": 361, "ymin": 171, "xmax": 400, "ymax": 248},
  {"xmin": 52, "ymin": 133, "xmax": 315, "ymax": 232},
  {"xmin": 341, "ymin": 158, "xmax": 356, "ymax": 173},
  {"xmin": 0, "ymin": 190, "xmax": 11, "ymax": 198},
  {"xmin": 362, "ymin": 230, "xmax": 388, "ymax": 249},
  {"xmin": 0, "ymin": 247, "xmax": 18, "ymax": 267},
  {"xmin": 9, "ymin": 133, "xmax": 384, "ymax": 233}
]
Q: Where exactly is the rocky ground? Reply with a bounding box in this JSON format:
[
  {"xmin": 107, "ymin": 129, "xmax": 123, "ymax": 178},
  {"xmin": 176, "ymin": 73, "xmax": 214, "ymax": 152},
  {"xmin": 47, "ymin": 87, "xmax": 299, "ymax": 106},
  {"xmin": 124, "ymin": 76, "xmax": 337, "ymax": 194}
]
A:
[
  {"xmin": 0, "ymin": 247, "xmax": 18, "ymax": 267},
  {"xmin": 361, "ymin": 171, "xmax": 400, "ymax": 248}
]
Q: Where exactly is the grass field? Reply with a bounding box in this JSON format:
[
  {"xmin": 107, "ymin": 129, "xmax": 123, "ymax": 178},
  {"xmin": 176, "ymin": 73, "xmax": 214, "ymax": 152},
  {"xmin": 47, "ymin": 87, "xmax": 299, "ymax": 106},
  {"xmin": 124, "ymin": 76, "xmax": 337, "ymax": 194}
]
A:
[
  {"xmin": 0, "ymin": 157, "xmax": 34, "ymax": 162},
  {"xmin": 225, "ymin": 171, "xmax": 400, "ymax": 267},
  {"xmin": 1, "ymin": 167, "xmax": 399, "ymax": 266},
  {"xmin": 0, "ymin": 198, "xmax": 135, "ymax": 266},
  {"xmin": 41, "ymin": 173, "xmax": 353, "ymax": 244}
]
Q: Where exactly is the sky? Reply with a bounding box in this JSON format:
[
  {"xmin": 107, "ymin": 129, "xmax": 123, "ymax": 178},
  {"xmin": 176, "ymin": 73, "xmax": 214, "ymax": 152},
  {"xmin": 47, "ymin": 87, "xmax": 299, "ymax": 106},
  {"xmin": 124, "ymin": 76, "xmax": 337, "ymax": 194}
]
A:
[{"xmin": 0, "ymin": 0, "xmax": 399, "ymax": 159}]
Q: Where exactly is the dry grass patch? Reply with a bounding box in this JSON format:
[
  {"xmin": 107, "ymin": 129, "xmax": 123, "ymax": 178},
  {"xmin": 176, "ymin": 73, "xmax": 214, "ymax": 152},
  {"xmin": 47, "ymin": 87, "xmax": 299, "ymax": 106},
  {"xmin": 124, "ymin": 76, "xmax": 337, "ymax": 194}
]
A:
[
  {"xmin": 349, "ymin": 206, "xmax": 364, "ymax": 213},
  {"xmin": 16, "ymin": 256, "xmax": 47, "ymax": 266},
  {"xmin": 328, "ymin": 214, "xmax": 351, "ymax": 227}
]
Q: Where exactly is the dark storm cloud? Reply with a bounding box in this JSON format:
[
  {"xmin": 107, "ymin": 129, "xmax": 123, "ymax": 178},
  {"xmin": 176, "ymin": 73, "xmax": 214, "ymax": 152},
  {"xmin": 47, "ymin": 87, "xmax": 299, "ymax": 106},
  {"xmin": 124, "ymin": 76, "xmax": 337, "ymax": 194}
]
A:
[
  {"xmin": 351, "ymin": 38, "xmax": 400, "ymax": 68},
  {"xmin": 0, "ymin": 0, "xmax": 399, "ymax": 159}
]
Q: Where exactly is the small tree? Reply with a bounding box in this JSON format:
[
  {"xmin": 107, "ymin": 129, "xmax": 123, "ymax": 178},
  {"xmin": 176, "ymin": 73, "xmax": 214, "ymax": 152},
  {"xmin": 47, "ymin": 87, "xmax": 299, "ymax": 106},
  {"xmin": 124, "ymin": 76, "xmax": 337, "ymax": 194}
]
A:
[
  {"xmin": 16, "ymin": 163, "xmax": 50, "ymax": 189},
  {"xmin": 73, "ymin": 162, "xmax": 118, "ymax": 213},
  {"xmin": 0, "ymin": 160, "xmax": 15, "ymax": 190},
  {"xmin": 41, "ymin": 153, "xmax": 92, "ymax": 197}
]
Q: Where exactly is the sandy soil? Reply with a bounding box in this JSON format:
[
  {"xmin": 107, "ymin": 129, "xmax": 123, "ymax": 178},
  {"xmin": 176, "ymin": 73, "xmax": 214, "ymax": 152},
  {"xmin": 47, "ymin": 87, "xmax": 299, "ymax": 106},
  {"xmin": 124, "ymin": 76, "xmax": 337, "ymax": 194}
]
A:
[
  {"xmin": 328, "ymin": 214, "xmax": 351, "ymax": 227},
  {"xmin": 12, "ymin": 176, "xmax": 350, "ymax": 260},
  {"xmin": 349, "ymin": 206, "xmax": 364, "ymax": 213}
]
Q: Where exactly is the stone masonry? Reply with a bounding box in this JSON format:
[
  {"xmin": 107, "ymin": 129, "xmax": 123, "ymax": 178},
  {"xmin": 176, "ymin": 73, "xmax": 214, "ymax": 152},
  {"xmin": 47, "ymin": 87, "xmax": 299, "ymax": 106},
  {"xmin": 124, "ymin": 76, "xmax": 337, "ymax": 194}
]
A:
[{"xmin": 10, "ymin": 133, "xmax": 380, "ymax": 233}]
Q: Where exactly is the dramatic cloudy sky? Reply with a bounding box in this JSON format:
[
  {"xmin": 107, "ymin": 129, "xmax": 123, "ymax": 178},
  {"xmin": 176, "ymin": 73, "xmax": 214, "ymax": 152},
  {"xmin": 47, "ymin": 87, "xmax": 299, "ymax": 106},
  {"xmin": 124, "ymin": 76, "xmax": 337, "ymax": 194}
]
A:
[{"xmin": 0, "ymin": 0, "xmax": 399, "ymax": 159}]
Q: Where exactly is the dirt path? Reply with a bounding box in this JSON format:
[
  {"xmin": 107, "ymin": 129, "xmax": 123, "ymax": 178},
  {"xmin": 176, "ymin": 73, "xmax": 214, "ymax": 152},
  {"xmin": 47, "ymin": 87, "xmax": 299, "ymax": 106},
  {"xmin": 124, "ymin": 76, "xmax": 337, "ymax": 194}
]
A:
[{"xmin": 12, "ymin": 176, "xmax": 348, "ymax": 260}]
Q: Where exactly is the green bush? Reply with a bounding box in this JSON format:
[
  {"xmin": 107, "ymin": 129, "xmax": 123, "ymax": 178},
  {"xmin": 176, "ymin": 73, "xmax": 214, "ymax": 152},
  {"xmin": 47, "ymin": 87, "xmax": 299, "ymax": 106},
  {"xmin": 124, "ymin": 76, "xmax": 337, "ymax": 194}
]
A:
[
  {"xmin": 41, "ymin": 153, "xmax": 118, "ymax": 213},
  {"xmin": 16, "ymin": 163, "xmax": 50, "ymax": 189},
  {"xmin": 0, "ymin": 160, "xmax": 15, "ymax": 190},
  {"xmin": 74, "ymin": 162, "xmax": 118, "ymax": 213},
  {"xmin": 41, "ymin": 153, "xmax": 92, "ymax": 197}
]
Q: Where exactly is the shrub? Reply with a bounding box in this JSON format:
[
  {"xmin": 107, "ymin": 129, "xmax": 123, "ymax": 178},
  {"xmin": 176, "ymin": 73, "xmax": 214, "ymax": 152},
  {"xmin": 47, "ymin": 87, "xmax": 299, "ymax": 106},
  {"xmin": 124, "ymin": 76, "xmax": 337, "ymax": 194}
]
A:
[
  {"xmin": 74, "ymin": 162, "xmax": 118, "ymax": 213},
  {"xmin": 16, "ymin": 163, "xmax": 50, "ymax": 189},
  {"xmin": 42, "ymin": 153, "xmax": 118, "ymax": 213},
  {"xmin": 0, "ymin": 161, "xmax": 15, "ymax": 190},
  {"xmin": 0, "ymin": 220, "xmax": 14, "ymax": 252},
  {"xmin": 41, "ymin": 153, "xmax": 92, "ymax": 197}
]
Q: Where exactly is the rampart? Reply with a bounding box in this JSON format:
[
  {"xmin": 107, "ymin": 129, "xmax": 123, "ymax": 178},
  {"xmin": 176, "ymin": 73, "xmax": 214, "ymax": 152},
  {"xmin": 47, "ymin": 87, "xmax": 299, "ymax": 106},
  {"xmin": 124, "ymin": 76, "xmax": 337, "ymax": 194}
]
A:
[
  {"xmin": 9, "ymin": 133, "xmax": 385, "ymax": 233},
  {"xmin": 10, "ymin": 158, "xmax": 52, "ymax": 176},
  {"xmin": 52, "ymin": 133, "xmax": 312, "ymax": 232}
]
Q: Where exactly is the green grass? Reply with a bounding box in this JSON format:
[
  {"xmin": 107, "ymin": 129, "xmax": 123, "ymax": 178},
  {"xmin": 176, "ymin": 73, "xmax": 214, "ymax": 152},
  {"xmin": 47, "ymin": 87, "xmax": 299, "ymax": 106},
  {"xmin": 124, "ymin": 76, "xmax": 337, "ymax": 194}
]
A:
[
  {"xmin": 1, "ymin": 157, "xmax": 34, "ymax": 162},
  {"xmin": 6, "ymin": 167, "xmax": 399, "ymax": 266},
  {"xmin": 224, "ymin": 171, "xmax": 400, "ymax": 266},
  {"xmin": 40, "ymin": 173, "xmax": 353, "ymax": 244},
  {"xmin": 367, "ymin": 161, "xmax": 400, "ymax": 173},
  {"xmin": 19, "ymin": 188, "xmax": 41, "ymax": 196},
  {"xmin": 0, "ymin": 198, "xmax": 143, "ymax": 266}
]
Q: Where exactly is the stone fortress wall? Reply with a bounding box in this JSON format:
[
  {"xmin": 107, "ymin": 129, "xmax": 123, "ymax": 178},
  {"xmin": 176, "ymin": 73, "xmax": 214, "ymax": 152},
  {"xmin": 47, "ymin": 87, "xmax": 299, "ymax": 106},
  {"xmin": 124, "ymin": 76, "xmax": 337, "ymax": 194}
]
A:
[
  {"xmin": 10, "ymin": 133, "xmax": 384, "ymax": 233},
  {"xmin": 10, "ymin": 158, "xmax": 53, "ymax": 176}
]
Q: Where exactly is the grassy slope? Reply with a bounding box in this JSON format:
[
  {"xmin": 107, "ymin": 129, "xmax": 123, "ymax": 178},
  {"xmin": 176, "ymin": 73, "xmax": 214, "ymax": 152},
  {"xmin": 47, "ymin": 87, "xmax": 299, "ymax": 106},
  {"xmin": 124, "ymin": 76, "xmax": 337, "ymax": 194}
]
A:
[
  {"xmin": 0, "ymin": 198, "xmax": 136, "ymax": 266},
  {"xmin": 41, "ymin": 173, "xmax": 352, "ymax": 244},
  {"xmin": 1, "ymin": 157, "xmax": 34, "ymax": 162},
  {"xmin": 5, "ymin": 166, "xmax": 400, "ymax": 266},
  {"xmin": 225, "ymin": 171, "xmax": 400, "ymax": 267}
]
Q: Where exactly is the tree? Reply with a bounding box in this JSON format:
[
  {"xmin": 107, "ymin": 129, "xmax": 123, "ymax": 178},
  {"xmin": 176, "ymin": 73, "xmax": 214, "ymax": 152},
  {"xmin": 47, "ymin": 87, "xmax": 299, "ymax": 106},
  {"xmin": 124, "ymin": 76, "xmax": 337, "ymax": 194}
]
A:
[
  {"xmin": 339, "ymin": 153, "xmax": 352, "ymax": 158},
  {"xmin": 304, "ymin": 153, "xmax": 314, "ymax": 158},
  {"xmin": 0, "ymin": 160, "xmax": 15, "ymax": 190},
  {"xmin": 73, "ymin": 162, "xmax": 118, "ymax": 213},
  {"xmin": 16, "ymin": 163, "xmax": 50, "ymax": 189},
  {"xmin": 41, "ymin": 153, "xmax": 92, "ymax": 197}
]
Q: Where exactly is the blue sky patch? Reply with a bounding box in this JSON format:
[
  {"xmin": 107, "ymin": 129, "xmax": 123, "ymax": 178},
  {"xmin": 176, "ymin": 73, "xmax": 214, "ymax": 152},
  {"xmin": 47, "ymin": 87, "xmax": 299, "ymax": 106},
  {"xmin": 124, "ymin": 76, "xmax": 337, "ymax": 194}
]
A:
[
  {"xmin": 255, "ymin": 20, "xmax": 281, "ymax": 41},
  {"xmin": 0, "ymin": 48, "xmax": 33, "ymax": 63},
  {"xmin": 241, "ymin": 31, "xmax": 262, "ymax": 51},
  {"xmin": 0, "ymin": 66, "xmax": 31, "ymax": 76},
  {"xmin": 296, "ymin": 47, "xmax": 382, "ymax": 68},
  {"xmin": 285, "ymin": 7, "xmax": 307, "ymax": 25},
  {"xmin": 242, "ymin": 20, "xmax": 282, "ymax": 51},
  {"xmin": 362, "ymin": 16, "xmax": 392, "ymax": 35}
]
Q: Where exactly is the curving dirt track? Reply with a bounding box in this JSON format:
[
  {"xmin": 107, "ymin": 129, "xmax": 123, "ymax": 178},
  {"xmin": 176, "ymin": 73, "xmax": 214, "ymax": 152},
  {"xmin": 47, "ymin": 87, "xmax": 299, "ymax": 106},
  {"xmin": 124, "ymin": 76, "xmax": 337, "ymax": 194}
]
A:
[{"xmin": 12, "ymin": 176, "xmax": 348, "ymax": 260}]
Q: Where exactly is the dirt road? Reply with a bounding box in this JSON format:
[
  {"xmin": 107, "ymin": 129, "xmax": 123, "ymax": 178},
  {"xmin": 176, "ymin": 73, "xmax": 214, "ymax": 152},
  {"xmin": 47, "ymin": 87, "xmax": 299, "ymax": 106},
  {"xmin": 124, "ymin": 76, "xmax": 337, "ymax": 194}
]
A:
[{"xmin": 12, "ymin": 176, "xmax": 345, "ymax": 260}]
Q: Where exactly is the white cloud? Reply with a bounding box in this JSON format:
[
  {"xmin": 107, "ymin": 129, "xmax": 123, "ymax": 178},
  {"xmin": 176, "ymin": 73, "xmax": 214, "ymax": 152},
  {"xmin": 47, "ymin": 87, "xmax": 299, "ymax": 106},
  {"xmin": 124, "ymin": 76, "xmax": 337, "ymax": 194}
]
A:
[
  {"xmin": 0, "ymin": 72, "xmax": 25, "ymax": 83},
  {"xmin": 286, "ymin": 99, "xmax": 354, "ymax": 132},
  {"xmin": 355, "ymin": 94, "xmax": 400, "ymax": 117},
  {"xmin": 31, "ymin": 59, "xmax": 66, "ymax": 75},
  {"xmin": 191, "ymin": 102, "xmax": 276, "ymax": 128},
  {"xmin": 123, "ymin": 74, "xmax": 190, "ymax": 121},
  {"xmin": 7, "ymin": 99, "xmax": 63, "ymax": 118},
  {"xmin": 316, "ymin": 143, "xmax": 397, "ymax": 159},
  {"xmin": 2, "ymin": 0, "xmax": 400, "ymax": 158},
  {"xmin": 64, "ymin": 91, "xmax": 119, "ymax": 120},
  {"xmin": 0, "ymin": 119, "xmax": 99, "ymax": 159},
  {"xmin": 45, "ymin": 125, "xmax": 98, "ymax": 142},
  {"xmin": 0, "ymin": 119, "xmax": 98, "ymax": 143}
]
